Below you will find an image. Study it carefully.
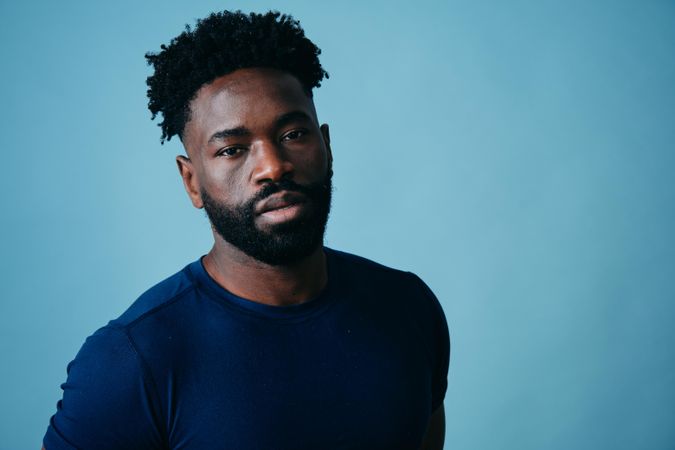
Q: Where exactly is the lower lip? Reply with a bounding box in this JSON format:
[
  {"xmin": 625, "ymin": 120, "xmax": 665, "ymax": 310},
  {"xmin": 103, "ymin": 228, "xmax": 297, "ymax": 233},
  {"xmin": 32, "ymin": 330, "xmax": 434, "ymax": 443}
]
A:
[{"xmin": 258, "ymin": 203, "xmax": 307, "ymax": 225}]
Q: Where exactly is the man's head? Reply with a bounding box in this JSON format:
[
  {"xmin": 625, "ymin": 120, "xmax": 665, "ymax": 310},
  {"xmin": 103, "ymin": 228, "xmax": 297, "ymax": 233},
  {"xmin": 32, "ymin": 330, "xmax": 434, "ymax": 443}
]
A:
[
  {"xmin": 145, "ymin": 11, "xmax": 333, "ymax": 266},
  {"xmin": 145, "ymin": 10, "xmax": 328, "ymax": 144}
]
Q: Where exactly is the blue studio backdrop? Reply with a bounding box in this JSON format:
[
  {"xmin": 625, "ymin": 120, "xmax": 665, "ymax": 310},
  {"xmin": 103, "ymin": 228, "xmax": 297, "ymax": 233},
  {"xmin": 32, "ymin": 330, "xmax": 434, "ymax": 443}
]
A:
[{"xmin": 1, "ymin": 0, "xmax": 674, "ymax": 449}]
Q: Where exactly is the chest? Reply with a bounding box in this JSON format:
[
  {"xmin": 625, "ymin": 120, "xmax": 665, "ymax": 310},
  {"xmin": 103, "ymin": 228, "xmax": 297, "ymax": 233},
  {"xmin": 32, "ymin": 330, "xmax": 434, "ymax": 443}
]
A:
[{"xmin": 147, "ymin": 305, "xmax": 434, "ymax": 449}]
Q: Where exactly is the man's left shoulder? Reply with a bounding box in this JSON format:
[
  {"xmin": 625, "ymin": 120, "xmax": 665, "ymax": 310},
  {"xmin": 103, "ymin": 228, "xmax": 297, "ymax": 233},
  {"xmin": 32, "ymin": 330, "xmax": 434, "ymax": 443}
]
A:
[
  {"xmin": 326, "ymin": 247, "xmax": 440, "ymax": 305},
  {"xmin": 327, "ymin": 247, "xmax": 406, "ymax": 273}
]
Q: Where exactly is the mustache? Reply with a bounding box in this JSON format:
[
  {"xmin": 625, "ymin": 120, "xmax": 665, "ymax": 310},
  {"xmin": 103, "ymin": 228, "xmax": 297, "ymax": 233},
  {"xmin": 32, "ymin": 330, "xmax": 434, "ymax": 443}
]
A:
[{"xmin": 250, "ymin": 178, "xmax": 326, "ymax": 205}]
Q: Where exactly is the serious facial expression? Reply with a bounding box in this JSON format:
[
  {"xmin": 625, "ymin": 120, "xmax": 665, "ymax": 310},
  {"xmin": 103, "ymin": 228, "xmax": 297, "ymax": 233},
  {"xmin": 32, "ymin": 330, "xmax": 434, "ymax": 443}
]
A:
[{"xmin": 178, "ymin": 68, "xmax": 333, "ymax": 264}]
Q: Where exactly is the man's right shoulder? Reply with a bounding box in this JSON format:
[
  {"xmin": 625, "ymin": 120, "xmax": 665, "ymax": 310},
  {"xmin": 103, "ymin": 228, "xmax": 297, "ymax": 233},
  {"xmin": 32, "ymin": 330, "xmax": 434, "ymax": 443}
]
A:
[{"xmin": 109, "ymin": 260, "xmax": 200, "ymax": 329}]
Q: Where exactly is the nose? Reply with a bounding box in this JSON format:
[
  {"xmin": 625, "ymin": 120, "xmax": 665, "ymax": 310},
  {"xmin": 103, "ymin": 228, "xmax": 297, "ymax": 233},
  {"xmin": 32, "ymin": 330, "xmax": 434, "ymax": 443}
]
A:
[{"xmin": 250, "ymin": 140, "xmax": 294, "ymax": 184}]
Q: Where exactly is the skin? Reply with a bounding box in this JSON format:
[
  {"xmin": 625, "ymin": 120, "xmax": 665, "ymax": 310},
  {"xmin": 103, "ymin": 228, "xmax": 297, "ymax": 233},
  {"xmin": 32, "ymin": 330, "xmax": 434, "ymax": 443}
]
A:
[
  {"xmin": 43, "ymin": 67, "xmax": 445, "ymax": 450},
  {"xmin": 177, "ymin": 68, "xmax": 332, "ymax": 306}
]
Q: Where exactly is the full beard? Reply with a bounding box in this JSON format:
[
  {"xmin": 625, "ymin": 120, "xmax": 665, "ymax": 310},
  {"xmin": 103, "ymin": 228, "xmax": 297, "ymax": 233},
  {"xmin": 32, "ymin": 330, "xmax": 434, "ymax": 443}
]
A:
[{"xmin": 200, "ymin": 172, "xmax": 332, "ymax": 266}]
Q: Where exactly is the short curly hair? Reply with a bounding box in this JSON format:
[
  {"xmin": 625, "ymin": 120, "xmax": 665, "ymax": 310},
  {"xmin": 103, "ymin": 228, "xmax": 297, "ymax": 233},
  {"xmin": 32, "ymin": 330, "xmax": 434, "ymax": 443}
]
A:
[{"xmin": 145, "ymin": 10, "xmax": 329, "ymax": 143}]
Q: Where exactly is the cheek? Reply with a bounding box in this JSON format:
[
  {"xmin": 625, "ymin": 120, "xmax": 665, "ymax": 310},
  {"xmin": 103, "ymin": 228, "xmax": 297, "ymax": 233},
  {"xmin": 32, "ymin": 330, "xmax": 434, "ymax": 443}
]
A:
[
  {"xmin": 201, "ymin": 164, "xmax": 247, "ymax": 201},
  {"xmin": 297, "ymin": 147, "xmax": 330, "ymax": 180},
  {"xmin": 316, "ymin": 152, "xmax": 332, "ymax": 180}
]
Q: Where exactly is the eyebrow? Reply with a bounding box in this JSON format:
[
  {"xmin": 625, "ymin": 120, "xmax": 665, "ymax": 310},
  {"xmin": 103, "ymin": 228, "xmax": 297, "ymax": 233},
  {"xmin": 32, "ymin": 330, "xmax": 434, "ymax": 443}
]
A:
[
  {"xmin": 207, "ymin": 126, "xmax": 250, "ymax": 144},
  {"xmin": 207, "ymin": 110, "xmax": 314, "ymax": 145}
]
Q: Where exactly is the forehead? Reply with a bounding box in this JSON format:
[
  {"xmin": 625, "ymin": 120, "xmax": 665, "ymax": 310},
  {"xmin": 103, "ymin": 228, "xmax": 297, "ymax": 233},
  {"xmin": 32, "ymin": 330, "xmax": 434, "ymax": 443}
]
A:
[{"xmin": 185, "ymin": 68, "xmax": 316, "ymax": 148}]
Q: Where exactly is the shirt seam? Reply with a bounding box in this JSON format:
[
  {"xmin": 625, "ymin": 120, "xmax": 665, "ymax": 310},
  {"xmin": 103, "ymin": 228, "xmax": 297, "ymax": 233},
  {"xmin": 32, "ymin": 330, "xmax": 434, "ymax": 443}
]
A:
[
  {"xmin": 193, "ymin": 275, "xmax": 337, "ymax": 324},
  {"xmin": 122, "ymin": 284, "xmax": 198, "ymax": 330},
  {"xmin": 185, "ymin": 260, "xmax": 337, "ymax": 324},
  {"xmin": 107, "ymin": 324, "xmax": 169, "ymax": 447}
]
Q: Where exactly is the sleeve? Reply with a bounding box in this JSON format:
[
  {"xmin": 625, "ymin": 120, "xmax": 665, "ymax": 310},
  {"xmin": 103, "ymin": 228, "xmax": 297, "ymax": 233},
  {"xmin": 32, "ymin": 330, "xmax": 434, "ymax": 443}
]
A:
[
  {"xmin": 410, "ymin": 273, "xmax": 451, "ymax": 413},
  {"xmin": 43, "ymin": 325, "xmax": 164, "ymax": 450}
]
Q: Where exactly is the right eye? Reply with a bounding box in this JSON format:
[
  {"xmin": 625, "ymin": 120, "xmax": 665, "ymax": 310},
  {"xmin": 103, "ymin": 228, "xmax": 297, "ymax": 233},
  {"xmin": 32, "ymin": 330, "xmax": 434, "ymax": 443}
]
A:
[{"xmin": 217, "ymin": 146, "xmax": 245, "ymax": 158}]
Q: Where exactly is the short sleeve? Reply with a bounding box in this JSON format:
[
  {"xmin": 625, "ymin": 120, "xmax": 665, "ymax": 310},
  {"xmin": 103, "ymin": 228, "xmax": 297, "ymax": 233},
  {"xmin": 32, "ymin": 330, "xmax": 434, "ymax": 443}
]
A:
[
  {"xmin": 410, "ymin": 273, "xmax": 450, "ymax": 413},
  {"xmin": 43, "ymin": 326, "xmax": 164, "ymax": 450}
]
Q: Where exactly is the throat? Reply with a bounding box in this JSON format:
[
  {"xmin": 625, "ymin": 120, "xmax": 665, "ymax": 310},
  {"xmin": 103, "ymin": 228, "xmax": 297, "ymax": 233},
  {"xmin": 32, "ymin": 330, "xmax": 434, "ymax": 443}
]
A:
[{"xmin": 202, "ymin": 244, "xmax": 328, "ymax": 306}]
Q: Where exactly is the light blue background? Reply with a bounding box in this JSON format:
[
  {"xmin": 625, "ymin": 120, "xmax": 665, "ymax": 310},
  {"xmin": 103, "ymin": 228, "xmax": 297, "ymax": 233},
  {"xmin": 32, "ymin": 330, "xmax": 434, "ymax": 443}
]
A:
[{"xmin": 1, "ymin": 0, "xmax": 674, "ymax": 449}]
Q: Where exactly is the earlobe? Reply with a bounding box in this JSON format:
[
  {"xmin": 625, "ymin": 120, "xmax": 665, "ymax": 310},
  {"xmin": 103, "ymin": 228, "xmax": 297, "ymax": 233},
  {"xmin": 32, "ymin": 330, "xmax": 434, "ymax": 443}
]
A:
[{"xmin": 176, "ymin": 155, "xmax": 204, "ymax": 209}]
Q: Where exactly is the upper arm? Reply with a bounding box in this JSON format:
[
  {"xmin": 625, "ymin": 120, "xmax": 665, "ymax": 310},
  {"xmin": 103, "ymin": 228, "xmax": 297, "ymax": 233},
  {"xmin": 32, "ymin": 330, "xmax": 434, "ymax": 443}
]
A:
[
  {"xmin": 420, "ymin": 404, "xmax": 445, "ymax": 450},
  {"xmin": 43, "ymin": 326, "xmax": 163, "ymax": 450},
  {"xmin": 409, "ymin": 272, "xmax": 450, "ymax": 411},
  {"xmin": 408, "ymin": 273, "xmax": 449, "ymax": 449}
]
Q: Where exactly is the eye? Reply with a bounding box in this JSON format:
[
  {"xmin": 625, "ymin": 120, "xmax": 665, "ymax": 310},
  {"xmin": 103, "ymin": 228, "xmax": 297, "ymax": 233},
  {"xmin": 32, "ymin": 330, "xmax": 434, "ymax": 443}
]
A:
[
  {"xmin": 217, "ymin": 146, "xmax": 245, "ymax": 158},
  {"xmin": 282, "ymin": 129, "xmax": 307, "ymax": 141}
]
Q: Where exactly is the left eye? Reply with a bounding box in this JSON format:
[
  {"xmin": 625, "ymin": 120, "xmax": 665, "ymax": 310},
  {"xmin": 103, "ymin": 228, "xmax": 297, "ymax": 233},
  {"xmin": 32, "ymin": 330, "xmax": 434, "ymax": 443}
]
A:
[{"xmin": 282, "ymin": 129, "xmax": 307, "ymax": 141}]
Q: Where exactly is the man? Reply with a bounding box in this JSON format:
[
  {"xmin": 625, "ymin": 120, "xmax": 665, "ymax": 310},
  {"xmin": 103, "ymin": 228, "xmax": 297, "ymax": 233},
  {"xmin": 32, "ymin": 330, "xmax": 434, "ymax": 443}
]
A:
[{"xmin": 43, "ymin": 10, "xmax": 449, "ymax": 450}]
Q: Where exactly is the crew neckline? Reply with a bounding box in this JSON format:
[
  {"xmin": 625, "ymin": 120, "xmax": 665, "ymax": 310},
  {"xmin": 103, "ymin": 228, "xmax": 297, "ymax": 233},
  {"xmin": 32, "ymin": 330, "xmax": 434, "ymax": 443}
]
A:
[{"xmin": 187, "ymin": 247, "xmax": 339, "ymax": 321}]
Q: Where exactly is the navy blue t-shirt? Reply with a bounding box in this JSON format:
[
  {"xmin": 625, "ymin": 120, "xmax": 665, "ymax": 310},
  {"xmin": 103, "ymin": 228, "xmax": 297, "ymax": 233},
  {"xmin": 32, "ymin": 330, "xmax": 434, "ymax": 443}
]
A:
[{"xmin": 44, "ymin": 248, "xmax": 450, "ymax": 449}]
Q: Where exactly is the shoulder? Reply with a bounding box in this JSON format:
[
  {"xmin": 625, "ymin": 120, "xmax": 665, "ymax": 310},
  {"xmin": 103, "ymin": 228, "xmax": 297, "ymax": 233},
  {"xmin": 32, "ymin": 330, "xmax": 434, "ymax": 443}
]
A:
[
  {"xmin": 60, "ymin": 260, "xmax": 203, "ymax": 396},
  {"xmin": 109, "ymin": 260, "xmax": 200, "ymax": 329},
  {"xmin": 327, "ymin": 247, "xmax": 450, "ymax": 376},
  {"xmin": 328, "ymin": 247, "xmax": 447, "ymax": 334},
  {"xmin": 44, "ymin": 323, "xmax": 164, "ymax": 449},
  {"xmin": 326, "ymin": 247, "xmax": 437, "ymax": 301},
  {"xmin": 43, "ymin": 262, "xmax": 204, "ymax": 448},
  {"xmin": 327, "ymin": 247, "xmax": 415, "ymax": 283}
]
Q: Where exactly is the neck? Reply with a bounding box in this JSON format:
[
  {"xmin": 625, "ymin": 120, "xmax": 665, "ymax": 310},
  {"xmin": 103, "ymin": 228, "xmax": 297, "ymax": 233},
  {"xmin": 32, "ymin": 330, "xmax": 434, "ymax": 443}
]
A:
[{"xmin": 202, "ymin": 239, "xmax": 328, "ymax": 307}]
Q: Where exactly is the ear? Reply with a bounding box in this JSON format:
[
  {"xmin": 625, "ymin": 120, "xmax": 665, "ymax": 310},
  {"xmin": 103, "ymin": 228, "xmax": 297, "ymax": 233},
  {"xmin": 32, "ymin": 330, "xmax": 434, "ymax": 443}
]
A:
[
  {"xmin": 320, "ymin": 123, "xmax": 333, "ymax": 172},
  {"xmin": 176, "ymin": 155, "xmax": 204, "ymax": 209}
]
